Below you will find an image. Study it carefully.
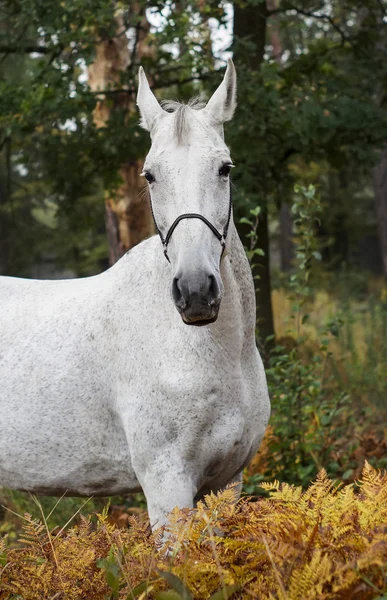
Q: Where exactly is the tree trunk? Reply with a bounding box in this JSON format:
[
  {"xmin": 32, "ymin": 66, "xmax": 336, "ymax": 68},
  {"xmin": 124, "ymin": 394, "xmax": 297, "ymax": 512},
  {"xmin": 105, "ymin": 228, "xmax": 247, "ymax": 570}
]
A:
[
  {"xmin": 0, "ymin": 138, "xmax": 12, "ymax": 275},
  {"xmin": 267, "ymin": 0, "xmax": 294, "ymax": 272},
  {"xmin": 357, "ymin": 6, "xmax": 387, "ymax": 279},
  {"xmin": 255, "ymin": 209, "xmax": 275, "ymax": 346},
  {"xmin": 233, "ymin": 1, "xmax": 275, "ymax": 347},
  {"xmin": 373, "ymin": 146, "xmax": 387, "ymax": 280},
  {"xmin": 279, "ymin": 202, "xmax": 293, "ymax": 272},
  {"xmin": 0, "ymin": 170, "xmax": 10, "ymax": 274},
  {"xmin": 88, "ymin": 7, "xmax": 154, "ymax": 265}
]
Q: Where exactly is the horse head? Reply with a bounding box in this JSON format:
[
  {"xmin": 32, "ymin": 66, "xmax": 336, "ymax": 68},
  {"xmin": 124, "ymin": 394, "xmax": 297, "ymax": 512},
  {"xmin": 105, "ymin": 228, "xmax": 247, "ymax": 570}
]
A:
[{"xmin": 137, "ymin": 60, "xmax": 237, "ymax": 325}]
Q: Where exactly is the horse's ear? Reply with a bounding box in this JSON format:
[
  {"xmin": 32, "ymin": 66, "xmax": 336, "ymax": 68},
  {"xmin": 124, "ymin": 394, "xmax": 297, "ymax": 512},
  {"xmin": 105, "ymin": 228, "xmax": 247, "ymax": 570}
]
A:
[
  {"xmin": 203, "ymin": 59, "xmax": 237, "ymax": 126},
  {"xmin": 137, "ymin": 67, "xmax": 164, "ymax": 133}
]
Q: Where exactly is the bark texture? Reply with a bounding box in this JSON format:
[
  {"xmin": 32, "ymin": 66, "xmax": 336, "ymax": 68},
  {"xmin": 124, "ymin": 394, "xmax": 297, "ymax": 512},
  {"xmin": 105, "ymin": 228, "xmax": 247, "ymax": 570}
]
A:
[
  {"xmin": 88, "ymin": 8, "xmax": 154, "ymax": 265},
  {"xmin": 279, "ymin": 202, "xmax": 294, "ymax": 272},
  {"xmin": 267, "ymin": 0, "xmax": 294, "ymax": 272},
  {"xmin": 373, "ymin": 146, "xmax": 387, "ymax": 280},
  {"xmin": 359, "ymin": 7, "xmax": 387, "ymax": 278},
  {"xmin": 233, "ymin": 1, "xmax": 275, "ymax": 347}
]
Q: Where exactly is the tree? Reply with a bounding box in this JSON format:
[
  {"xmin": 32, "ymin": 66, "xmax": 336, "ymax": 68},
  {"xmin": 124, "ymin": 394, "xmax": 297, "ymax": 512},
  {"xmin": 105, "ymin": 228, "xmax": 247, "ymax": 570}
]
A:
[
  {"xmin": 88, "ymin": 4, "xmax": 155, "ymax": 264},
  {"xmin": 1, "ymin": 0, "xmax": 386, "ymax": 295},
  {"xmin": 228, "ymin": 0, "xmax": 387, "ymax": 345},
  {"xmin": 267, "ymin": 0, "xmax": 294, "ymax": 273},
  {"xmin": 232, "ymin": 0, "xmax": 275, "ymax": 347},
  {"xmin": 0, "ymin": 0, "xmax": 220, "ymax": 275},
  {"xmin": 373, "ymin": 148, "xmax": 387, "ymax": 280}
]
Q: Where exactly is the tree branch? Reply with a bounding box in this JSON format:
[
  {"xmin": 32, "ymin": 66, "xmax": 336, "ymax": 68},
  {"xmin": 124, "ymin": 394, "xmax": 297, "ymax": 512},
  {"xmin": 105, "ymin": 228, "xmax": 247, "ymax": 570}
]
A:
[
  {"xmin": 267, "ymin": 2, "xmax": 349, "ymax": 45},
  {"xmin": 0, "ymin": 44, "xmax": 52, "ymax": 55},
  {"xmin": 87, "ymin": 73, "xmax": 210, "ymax": 98}
]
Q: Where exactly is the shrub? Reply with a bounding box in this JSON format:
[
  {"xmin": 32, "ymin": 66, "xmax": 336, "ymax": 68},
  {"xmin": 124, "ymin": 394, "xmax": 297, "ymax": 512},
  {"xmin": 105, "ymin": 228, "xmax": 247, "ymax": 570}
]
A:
[{"xmin": 245, "ymin": 185, "xmax": 387, "ymax": 490}]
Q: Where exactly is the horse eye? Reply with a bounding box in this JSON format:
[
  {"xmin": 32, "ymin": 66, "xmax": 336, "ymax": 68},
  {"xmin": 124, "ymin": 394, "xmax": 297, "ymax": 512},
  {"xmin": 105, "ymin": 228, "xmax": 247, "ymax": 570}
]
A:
[
  {"xmin": 144, "ymin": 172, "xmax": 155, "ymax": 184},
  {"xmin": 218, "ymin": 164, "xmax": 232, "ymax": 177}
]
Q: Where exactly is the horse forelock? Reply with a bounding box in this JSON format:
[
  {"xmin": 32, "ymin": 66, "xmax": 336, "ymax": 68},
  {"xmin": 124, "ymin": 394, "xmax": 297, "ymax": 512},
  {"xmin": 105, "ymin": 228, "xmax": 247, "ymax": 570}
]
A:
[{"xmin": 161, "ymin": 97, "xmax": 205, "ymax": 144}]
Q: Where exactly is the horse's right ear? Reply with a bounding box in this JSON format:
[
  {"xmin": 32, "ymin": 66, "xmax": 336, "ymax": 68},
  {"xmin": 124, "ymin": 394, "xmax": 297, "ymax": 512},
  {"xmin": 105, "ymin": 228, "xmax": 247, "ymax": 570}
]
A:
[{"xmin": 137, "ymin": 67, "xmax": 164, "ymax": 133}]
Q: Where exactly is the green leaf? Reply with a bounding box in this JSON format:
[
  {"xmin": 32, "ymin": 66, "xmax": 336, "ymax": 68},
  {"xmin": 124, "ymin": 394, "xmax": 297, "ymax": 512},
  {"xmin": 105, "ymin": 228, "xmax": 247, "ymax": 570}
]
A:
[
  {"xmin": 156, "ymin": 570, "xmax": 193, "ymax": 600},
  {"xmin": 127, "ymin": 581, "xmax": 152, "ymax": 598},
  {"xmin": 209, "ymin": 583, "xmax": 241, "ymax": 599},
  {"xmin": 342, "ymin": 469, "xmax": 353, "ymax": 480},
  {"xmin": 106, "ymin": 570, "xmax": 120, "ymax": 595},
  {"xmin": 249, "ymin": 206, "xmax": 261, "ymax": 217},
  {"xmin": 239, "ymin": 217, "xmax": 252, "ymax": 225},
  {"xmin": 97, "ymin": 548, "xmax": 121, "ymax": 597},
  {"xmin": 155, "ymin": 592, "xmax": 183, "ymax": 600}
]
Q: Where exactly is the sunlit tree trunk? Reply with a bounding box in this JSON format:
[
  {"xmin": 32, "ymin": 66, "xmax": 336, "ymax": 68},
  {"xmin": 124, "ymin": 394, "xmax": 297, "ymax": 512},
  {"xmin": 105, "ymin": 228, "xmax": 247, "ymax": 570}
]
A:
[
  {"xmin": 88, "ymin": 6, "xmax": 153, "ymax": 265},
  {"xmin": 233, "ymin": 1, "xmax": 275, "ymax": 348}
]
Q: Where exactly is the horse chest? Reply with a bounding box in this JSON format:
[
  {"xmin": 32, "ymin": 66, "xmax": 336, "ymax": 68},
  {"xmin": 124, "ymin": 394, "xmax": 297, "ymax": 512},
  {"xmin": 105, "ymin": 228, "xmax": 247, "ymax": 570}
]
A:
[{"xmin": 124, "ymin": 364, "xmax": 260, "ymax": 478}]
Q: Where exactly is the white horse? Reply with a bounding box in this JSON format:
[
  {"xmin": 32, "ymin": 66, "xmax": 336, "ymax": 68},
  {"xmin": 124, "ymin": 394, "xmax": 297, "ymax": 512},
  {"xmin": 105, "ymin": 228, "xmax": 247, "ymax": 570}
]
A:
[{"xmin": 0, "ymin": 60, "xmax": 270, "ymax": 529}]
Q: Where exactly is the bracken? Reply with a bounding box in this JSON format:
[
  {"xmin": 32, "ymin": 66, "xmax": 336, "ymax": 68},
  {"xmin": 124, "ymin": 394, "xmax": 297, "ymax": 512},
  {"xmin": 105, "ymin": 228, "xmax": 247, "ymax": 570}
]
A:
[{"xmin": 0, "ymin": 462, "xmax": 386, "ymax": 600}]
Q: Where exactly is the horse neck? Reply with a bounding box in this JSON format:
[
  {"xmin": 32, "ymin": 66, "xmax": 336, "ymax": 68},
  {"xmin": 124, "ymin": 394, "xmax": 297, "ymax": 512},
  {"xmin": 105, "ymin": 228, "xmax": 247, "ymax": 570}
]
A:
[{"xmin": 218, "ymin": 223, "xmax": 257, "ymax": 335}]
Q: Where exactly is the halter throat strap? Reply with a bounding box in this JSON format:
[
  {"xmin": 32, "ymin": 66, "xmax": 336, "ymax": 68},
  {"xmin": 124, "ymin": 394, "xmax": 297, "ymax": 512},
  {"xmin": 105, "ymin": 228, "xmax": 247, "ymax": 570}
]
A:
[{"xmin": 150, "ymin": 181, "xmax": 232, "ymax": 263}]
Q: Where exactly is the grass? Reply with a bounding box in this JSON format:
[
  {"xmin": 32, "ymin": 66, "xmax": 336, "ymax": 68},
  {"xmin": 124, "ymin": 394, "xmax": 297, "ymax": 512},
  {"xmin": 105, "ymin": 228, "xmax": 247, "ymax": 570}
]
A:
[{"xmin": 272, "ymin": 280, "xmax": 387, "ymax": 411}]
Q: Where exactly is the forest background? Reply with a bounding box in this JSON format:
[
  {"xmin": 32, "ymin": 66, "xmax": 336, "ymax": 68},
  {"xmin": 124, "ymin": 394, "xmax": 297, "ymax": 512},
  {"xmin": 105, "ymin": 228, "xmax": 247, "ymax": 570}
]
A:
[{"xmin": 0, "ymin": 0, "xmax": 387, "ymax": 538}]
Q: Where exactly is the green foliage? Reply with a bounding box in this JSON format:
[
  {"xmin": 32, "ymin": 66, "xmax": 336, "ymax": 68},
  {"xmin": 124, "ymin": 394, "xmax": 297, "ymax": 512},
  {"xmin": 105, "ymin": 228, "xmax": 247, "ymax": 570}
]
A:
[
  {"xmin": 263, "ymin": 184, "xmax": 346, "ymax": 486},
  {"xmin": 1, "ymin": 0, "xmax": 386, "ymax": 276},
  {"xmin": 239, "ymin": 205, "xmax": 265, "ymax": 270},
  {"xmin": 0, "ymin": 0, "xmax": 221, "ymax": 276},
  {"xmin": 245, "ymin": 184, "xmax": 387, "ymax": 491}
]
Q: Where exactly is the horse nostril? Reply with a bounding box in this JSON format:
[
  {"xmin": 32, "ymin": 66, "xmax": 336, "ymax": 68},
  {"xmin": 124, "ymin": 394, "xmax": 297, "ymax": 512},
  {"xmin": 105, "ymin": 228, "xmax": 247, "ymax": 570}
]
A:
[
  {"xmin": 172, "ymin": 277, "xmax": 187, "ymax": 310},
  {"xmin": 208, "ymin": 275, "xmax": 220, "ymax": 305}
]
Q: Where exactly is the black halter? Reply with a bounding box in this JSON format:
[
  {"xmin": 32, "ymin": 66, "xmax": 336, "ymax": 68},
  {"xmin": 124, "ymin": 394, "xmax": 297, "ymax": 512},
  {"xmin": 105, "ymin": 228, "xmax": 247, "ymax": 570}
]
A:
[{"xmin": 149, "ymin": 181, "xmax": 232, "ymax": 263}]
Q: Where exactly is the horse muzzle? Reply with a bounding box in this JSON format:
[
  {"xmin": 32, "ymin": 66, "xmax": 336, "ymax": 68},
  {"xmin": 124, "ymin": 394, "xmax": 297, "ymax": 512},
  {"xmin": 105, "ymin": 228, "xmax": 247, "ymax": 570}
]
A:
[{"xmin": 172, "ymin": 272, "xmax": 222, "ymax": 326}]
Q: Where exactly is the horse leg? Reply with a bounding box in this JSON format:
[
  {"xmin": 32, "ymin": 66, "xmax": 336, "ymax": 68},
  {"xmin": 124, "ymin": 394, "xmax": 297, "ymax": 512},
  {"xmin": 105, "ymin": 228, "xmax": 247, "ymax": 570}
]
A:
[{"xmin": 140, "ymin": 466, "xmax": 196, "ymax": 532}]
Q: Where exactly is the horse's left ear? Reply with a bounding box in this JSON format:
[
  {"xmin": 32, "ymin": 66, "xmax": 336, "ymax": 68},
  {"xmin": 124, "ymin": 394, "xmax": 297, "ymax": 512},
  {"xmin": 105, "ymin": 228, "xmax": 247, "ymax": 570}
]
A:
[{"xmin": 203, "ymin": 59, "xmax": 237, "ymax": 126}]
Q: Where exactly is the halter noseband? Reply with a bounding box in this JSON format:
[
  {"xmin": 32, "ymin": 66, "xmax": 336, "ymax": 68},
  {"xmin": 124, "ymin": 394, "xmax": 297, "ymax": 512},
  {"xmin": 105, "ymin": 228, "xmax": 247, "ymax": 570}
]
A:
[{"xmin": 149, "ymin": 181, "xmax": 232, "ymax": 263}]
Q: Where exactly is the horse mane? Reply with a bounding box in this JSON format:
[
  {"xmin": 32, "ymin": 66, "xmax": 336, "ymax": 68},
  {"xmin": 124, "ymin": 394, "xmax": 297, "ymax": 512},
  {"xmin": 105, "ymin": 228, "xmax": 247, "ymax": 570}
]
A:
[{"xmin": 161, "ymin": 97, "xmax": 206, "ymax": 144}]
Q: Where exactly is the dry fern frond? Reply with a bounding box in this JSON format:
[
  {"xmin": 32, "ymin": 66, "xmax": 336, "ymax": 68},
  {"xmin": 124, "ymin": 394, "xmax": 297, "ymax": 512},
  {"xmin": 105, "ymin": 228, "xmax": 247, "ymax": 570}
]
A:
[{"xmin": 1, "ymin": 463, "xmax": 387, "ymax": 600}]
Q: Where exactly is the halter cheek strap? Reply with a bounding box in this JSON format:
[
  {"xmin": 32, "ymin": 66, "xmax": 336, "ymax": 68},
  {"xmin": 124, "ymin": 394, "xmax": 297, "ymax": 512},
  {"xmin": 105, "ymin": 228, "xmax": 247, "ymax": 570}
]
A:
[{"xmin": 149, "ymin": 181, "xmax": 233, "ymax": 263}]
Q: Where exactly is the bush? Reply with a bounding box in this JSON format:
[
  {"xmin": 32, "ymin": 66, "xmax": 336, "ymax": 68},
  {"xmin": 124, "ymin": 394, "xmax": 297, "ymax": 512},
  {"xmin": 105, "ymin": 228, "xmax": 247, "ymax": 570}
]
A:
[{"xmin": 245, "ymin": 185, "xmax": 387, "ymax": 491}]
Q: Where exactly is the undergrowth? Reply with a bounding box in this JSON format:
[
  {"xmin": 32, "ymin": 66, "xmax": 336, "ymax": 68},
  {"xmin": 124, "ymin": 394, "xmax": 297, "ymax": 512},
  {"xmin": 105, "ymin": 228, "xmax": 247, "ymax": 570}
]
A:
[
  {"xmin": 1, "ymin": 463, "xmax": 386, "ymax": 600},
  {"xmin": 245, "ymin": 185, "xmax": 387, "ymax": 492}
]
